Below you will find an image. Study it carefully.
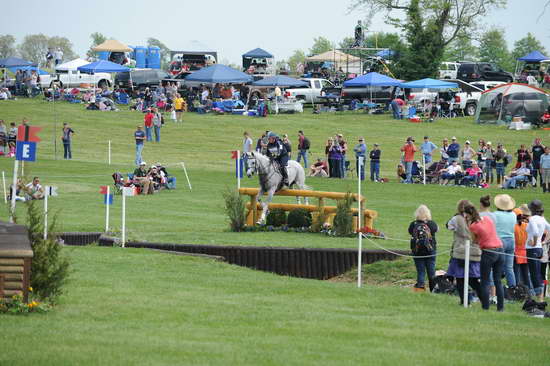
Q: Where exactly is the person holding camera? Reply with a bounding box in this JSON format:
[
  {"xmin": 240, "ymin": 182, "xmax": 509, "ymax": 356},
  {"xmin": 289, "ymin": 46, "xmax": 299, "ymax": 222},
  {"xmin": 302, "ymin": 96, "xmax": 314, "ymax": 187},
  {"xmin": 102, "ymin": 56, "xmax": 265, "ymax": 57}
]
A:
[{"xmin": 400, "ymin": 137, "xmax": 418, "ymax": 184}]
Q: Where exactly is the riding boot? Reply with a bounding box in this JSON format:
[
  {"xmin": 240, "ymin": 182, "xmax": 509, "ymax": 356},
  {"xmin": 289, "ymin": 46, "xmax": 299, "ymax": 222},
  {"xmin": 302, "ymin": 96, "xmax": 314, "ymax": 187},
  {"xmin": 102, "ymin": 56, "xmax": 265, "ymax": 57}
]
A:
[
  {"xmin": 543, "ymin": 183, "xmax": 548, "ymax": 193},
  {"xmin": 282, "ymin": 167, "xmax": 289, "ymax": 187}
]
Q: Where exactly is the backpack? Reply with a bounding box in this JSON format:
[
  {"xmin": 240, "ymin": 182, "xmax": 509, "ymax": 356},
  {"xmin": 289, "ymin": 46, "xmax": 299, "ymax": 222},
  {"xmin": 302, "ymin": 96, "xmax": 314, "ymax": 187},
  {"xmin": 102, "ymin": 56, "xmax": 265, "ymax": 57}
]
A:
[
  {"xmin": 302, "ymin": 137, "xmax": 310, "ymax": 150},
  {"xmin": 411, "ymin": 221, "xmax": 434, "ymax": 256}
]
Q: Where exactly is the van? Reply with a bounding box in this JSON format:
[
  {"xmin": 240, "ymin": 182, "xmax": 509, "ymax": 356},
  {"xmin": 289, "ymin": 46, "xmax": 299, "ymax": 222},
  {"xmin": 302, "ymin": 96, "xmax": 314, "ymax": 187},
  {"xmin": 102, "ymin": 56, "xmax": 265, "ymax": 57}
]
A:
[
  {"xmin": 438, "ymin": 62, "xmax": 461, "ymax": 79},
  {"xmin": 457, "ymin": 62, "xmax": 513, "ymax": 83}
]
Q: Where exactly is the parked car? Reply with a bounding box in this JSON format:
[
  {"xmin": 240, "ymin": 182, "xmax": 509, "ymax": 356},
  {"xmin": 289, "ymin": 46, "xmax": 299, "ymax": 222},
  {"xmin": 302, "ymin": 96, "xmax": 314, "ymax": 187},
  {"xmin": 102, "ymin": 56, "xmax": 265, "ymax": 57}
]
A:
[
  {"xmin": 502, "ymin": 92, "xmax": 547, "ymax": 120},
  {"xmin": 39, "ymin": 70, "xmax": 112, "ymax": 89},
  {"xmin": 405, "ymin": 88, "xmax": 439, "ymax": 104},
  {"xmin": 325, "ymin": 85, "xmax": 394, "ymax": 105},
  {"xmin": 285, "ymin": 78, "xmax": 335, "ymax": 103},
  {"xmin": 457, "ymin": 62, "xmax": 513, "ymax": 83},
  {"xmin": 115, "ymin": 69, "xmax": 170, "ymax": 93},
  {"xmin": 470, "ymin": 81, "xmax": 506, "ymax": 91},
  {"xmin": 438, "ymin": 62, "xmax": 461, "ymax": 79}
]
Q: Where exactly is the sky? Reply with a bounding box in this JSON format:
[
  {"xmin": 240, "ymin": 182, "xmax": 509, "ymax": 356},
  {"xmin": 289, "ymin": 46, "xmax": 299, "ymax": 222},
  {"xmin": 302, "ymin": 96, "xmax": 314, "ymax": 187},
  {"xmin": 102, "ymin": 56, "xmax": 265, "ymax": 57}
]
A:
[{"xmin": 1, "ymin": 0, "xmax": 549, "ymax": 64}]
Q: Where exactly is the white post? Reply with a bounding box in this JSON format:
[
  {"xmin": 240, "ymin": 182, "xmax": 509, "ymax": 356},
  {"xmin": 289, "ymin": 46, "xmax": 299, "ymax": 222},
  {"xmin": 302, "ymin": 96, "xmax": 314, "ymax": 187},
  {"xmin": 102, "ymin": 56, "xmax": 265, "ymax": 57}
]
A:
[
  {"xmin": 2, "ymin": 171, "xmax": 7, "ymax": 204},
  {"xmin": 21, "ymin": 161, "xmax": 24, "ymax": 176},
  {"xmin": 121, "ymin": 192, "xmax": 126, "ymax": 248},
  {"xmin": 108, "ymin": 140, "xmax": 111, "ymax": 165},
  {"xmin": 10, "ymin": 159, "xmax": 19, "ymax": 223},
  {"xmin": 105, "ymin": 185, "xmax": 110, "ymax": 232},
  {"xmin": 237, "ymin": 150, "xmax": 241, "ymax": 190},
  {"xmin": 463, "ymin": 239, "xmax": 471, "ymax": 308},
  {"xmin": 422, "ymin": 155, "xmax": 426, "ymax": 185},
  {"xmin": 180, "ymin": 162, "xmax": 192, "ymax": 190},
  {"xmin": 357, "ymin": 156, "xmax": 363, "ymax": 288},
  {"xmin": 43, "ymin": 192, "xmax": 48, "ymax": 240}
]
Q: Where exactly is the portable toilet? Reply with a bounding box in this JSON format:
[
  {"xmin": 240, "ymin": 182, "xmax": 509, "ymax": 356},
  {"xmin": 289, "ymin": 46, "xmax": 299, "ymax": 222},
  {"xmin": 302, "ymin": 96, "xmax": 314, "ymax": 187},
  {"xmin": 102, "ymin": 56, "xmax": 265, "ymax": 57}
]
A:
[
  {"xmin": 128, "ymin": 45, "xmax": 135, "ymax": 60},
  {"xmin": 147, "ymin": 46, "xmax": 161, "ymax": 69},
  {"xmin": 98, "ymin": 51, "xmax": 110, "ymax": 60},
  {"xmin": 134, "ymin": 46, "xmax": 147, "ymax": 68}
]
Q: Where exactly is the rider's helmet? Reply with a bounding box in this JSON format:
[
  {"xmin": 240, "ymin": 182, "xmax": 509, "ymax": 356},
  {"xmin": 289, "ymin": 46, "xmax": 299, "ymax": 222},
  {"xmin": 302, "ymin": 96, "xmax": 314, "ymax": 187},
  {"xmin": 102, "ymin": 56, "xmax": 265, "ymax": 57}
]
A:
[{"xmin": 267, "ymin": 131, "xmax": 278, "ymax": 139}]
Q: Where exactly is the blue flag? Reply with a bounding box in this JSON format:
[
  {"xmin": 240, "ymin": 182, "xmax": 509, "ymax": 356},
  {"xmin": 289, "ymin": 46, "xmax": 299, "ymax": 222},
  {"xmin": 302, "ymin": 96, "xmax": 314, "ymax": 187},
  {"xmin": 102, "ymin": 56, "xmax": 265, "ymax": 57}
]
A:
[
  {"xmin": 103, "ymin": 194, "xmax": 113, "ymax": 205},
  {"xmin": 235, "ymin": 158, "xmax": 244, "ymax": 178}
]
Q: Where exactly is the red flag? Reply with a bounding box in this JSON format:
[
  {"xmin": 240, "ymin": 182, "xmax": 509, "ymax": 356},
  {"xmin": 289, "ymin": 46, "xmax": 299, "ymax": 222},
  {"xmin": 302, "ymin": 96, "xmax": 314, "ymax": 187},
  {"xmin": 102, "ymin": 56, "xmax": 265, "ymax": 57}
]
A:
[
  {"xmin": 99, "ymin": 186, "xmax": 108, "ymax": 194},
  {"xmin": 17, "ymin": 125, "xmax": 42, "ymax": 142},
  {"xmin": 231, "ymin": 150, "xmax": 239, "ymax": 159}
]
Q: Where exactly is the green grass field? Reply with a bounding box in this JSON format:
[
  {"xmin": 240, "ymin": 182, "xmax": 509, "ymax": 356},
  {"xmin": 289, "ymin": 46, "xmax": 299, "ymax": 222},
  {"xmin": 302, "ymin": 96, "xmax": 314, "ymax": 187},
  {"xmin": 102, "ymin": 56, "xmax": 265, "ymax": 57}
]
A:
[{"xmin": 0, "ymin": 98, "xmax": 549, "ymax": 364}]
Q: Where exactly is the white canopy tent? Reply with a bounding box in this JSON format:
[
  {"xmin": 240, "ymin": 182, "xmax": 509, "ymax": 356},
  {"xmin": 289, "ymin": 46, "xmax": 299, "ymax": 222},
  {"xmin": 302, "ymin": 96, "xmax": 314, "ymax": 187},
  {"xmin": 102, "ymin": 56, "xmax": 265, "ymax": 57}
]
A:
[{"xmin": 55, "ymin": 58, "xmax": 89, "ymax": 71}]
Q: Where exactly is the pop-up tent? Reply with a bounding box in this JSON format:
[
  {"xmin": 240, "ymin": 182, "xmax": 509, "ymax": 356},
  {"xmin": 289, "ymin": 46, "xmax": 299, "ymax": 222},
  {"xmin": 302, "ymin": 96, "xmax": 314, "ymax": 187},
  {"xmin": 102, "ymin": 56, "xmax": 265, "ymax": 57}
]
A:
[
  {"xmin": 251, "ymin": 75, "xmax": 306, "ymax": 87},
  {"xmin": 343, "ymin": 72, "xmax": 400, "ymax": 87},
  {"xmin": 0, "ymin": 56, "xmax": 36, "ymax": 68},
  {"xmin": 514, "ymin": 50, "xmax": 550, "ymax": 76},
  {"xmin": 306, "ymin": 50, "xmax": 361, "ymax": 74},
  {"xmin": 55, "ymin": 58, "xmax": 89, "ymax": 71},
  {"xmin": 242, "ymin": 48, "xmax": 273, "ymax": 59},
  {"xmin": 400, "ymin": 78, "xmax": 458, "ymax": 89},
  {"xmin": 242, "ymin": 48, "xmax": 274, "ymax": 74},
  {"xmin": 475, "ymin": 83, "xmax": 548, "ymax": 124},
  {"xmin": 92, "ymin": 40, "xmax": 133, "ymax": 52},
  {"xmin": 185, "ymin": 64, "xmax": 253, "ymax": 84},
  {"xmin": 77, "ymin": 60, "xmax": 130, "ymax": 74},
  {"xmin": 8, "ymin": 66, "xmax": 48, "ymax": 75}
]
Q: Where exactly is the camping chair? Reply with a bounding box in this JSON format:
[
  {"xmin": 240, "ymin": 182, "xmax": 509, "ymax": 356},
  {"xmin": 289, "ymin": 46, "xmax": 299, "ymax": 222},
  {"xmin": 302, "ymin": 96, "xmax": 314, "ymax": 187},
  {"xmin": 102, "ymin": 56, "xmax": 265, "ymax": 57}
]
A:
[
  {"xmin": 117, "ymin": 92, "xmax": 129, "ymax": 105},
  {"xmin": 112, "ymin": 172, "xmax": 125, "ymax": 195},
  {"xmin": 425, "ymin": 161, "xmax": 447, "ymax": 184},
  {"xmin": 410, "ymin": 161, "xmax": 424, "ymax": 184}
]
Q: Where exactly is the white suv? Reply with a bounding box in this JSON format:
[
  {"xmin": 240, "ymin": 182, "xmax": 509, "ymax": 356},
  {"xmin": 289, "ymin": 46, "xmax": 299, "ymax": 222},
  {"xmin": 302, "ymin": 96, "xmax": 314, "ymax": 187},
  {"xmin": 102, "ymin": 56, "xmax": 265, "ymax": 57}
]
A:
[{"xmin": 438, "ymin": 62, "xmax": 461, "ymax": 79}]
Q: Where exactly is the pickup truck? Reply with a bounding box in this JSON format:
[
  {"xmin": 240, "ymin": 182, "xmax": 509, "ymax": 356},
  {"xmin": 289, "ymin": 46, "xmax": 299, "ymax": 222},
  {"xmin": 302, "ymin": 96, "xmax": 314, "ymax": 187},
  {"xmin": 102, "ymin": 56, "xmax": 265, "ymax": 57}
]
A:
[
  {"xmin": 321, "ymin": 85, "xmax": 394, "ymax": 105},
  {"xmin": 285, "ymin": 78, "xmax": 335, "ymax": 103},
  {"xmin": 443, "ymin": 79, "xmax": 483, "ymax": 116},
  {"xmin": 39, "ymin": 70, "xmax": 112, "ymax": 89}
]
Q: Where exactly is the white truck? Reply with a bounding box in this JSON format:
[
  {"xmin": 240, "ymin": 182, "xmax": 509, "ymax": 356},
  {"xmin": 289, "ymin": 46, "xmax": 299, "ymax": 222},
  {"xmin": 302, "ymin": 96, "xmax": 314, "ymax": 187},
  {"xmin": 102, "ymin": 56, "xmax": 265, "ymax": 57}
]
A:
[
  {"xmin": 285, "ymin": 78, "xmax": 335, "ymax": 103},
  {"xmin": 39, "ymin": 70, "xmax": 112, "ymax": 89}
]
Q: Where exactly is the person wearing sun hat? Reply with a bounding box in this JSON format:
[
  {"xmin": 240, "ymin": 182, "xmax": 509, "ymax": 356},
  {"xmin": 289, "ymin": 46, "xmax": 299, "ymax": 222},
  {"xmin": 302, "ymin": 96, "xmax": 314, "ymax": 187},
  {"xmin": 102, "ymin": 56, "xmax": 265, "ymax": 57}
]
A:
[
  {"xmin": 526, "ymin": 200, "xmax": 550, "ymax": 301},
  {"xmin": 493, "ymin": 194, "xmax": 517, "ymax": 289},
  {"xmin": 513, "ymin": 204, "xmax": 532, "ymax": 289}
]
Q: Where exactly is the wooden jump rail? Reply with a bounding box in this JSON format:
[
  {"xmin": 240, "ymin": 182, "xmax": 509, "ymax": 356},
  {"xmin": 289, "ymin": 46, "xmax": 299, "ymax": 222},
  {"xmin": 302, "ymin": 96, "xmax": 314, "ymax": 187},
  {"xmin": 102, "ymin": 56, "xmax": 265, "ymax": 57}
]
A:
[{"xmin": 238, "ymin": 188, "xmax": 377, "ymax": 229}]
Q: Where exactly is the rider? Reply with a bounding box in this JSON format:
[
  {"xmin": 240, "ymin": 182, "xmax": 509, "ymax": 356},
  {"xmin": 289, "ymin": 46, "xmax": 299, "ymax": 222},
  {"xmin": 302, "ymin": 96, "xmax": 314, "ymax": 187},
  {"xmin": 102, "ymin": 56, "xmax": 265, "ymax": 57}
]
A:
[{"xmin": 265, "ymin": 131, "xmax": 289, "ymax": 187}]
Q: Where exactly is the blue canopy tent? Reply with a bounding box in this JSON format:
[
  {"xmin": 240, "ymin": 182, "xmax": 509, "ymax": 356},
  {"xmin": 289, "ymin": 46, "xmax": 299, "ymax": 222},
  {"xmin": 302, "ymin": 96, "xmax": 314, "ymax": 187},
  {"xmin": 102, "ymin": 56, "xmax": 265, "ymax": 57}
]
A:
[
  {"xmin": 375, "ymin": 50, "xmax": 395, "ymax": 59},
  {"xmin": 242, "ymin": 48, "xmax": 273, "ymax": 59},
  {"xmin": 77, "ymin": 60, "xmax": 130, "ymax": 74},
  {"xmin": 343, "ymin": 72, "xmax": 401, "ymax": 87},
  {"xmin": 252, "ymin": 75, "xmax": 306, "ymax": 87},
  {"xmin": 517, "ymin": 50, "xmax": 550, "ymax": 62},
  {"xmin": 399, "ymin": 78, "xmax": 458, "ymax": 89},
  {"xmin": 8, "ymin": 66, "xmax": 48, "ymax": 75},
  {"xmin": 0, "ymin": 57, "xmax": 36, "ymax": 68},
  {"xmin": 242, "ymin": 48, "xmax": 274, "ymax": 74},
  {"xmin": 185, "ymin": 64, "xmax": 253, "ymax": 84}
]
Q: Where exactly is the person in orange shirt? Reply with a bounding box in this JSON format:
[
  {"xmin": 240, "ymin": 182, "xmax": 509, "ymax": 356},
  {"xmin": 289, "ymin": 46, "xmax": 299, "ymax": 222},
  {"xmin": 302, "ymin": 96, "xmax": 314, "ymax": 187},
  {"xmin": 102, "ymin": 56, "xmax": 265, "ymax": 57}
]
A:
[
  {"xmin": 400, "ymin": 136, "xmax": 418, "ymax": 183},
  {"xmin": 514, "ymin": 204, "xmax": 532, "ymax": 291}
]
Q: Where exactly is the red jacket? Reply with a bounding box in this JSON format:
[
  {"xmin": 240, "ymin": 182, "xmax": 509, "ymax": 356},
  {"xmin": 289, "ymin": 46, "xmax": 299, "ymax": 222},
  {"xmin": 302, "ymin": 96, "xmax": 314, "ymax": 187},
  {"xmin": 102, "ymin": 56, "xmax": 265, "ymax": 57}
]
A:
[{"xmin": 144, "ymin": 112, "xmax": 154, "ymax": 127}]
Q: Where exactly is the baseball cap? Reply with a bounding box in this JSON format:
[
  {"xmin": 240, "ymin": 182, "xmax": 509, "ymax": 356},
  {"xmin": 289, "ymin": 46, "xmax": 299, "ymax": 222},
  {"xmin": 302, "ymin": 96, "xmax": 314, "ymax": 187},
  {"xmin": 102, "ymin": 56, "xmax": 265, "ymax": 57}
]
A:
[
  {"xmin": 451, "ymin": 136, "xmax": 457, "ymax": 140},
  {"xmin": 140, "ymin": 161, "xmax": 146, "ymax": 165}
]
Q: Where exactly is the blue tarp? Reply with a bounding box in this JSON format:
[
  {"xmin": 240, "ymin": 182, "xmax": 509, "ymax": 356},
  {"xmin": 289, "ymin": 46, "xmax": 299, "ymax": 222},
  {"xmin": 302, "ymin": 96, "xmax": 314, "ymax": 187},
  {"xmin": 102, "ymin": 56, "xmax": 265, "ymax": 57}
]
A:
[
  {"xmin": 242, "ymin": 48, "xmax": 273, "ymax": 58},
  {"xmin": 8, "ymin": 66, "xmax": 48, "ymax": 75},
  {"xmin": 517, "ymin": 50, "xmax": 550, "ymax": 62},
  {"xmin": 0, "ymin": 56, "xmax": 36, "ymax": 68},
  {"xmin": 375, "ymin": 49, "xmax": 395, "ymax": 59},
  {"xmin": 185, "ymin": 64, "xmax": 253, "ymax": 84},
  {"xmin": 343, "ymin": 72, "xmax": 401, "ymax": 87},
  {"xmin": 77, "ymin": 60, "xmax": 130, "ymax": 74},
  {"xmin": 251, "ymin": 75, "xmax": 307, "ymax": 87},
  {"xmin": 400, "ymin": 78, "xmax": 457, "ymax": 89}
]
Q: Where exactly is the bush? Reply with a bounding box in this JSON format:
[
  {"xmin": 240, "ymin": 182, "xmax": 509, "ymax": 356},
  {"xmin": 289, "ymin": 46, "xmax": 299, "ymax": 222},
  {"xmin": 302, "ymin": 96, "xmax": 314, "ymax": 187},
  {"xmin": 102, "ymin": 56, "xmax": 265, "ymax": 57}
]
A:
[
  {"xmin": 287, "ymin": 208, "xmax": 312, "ymax": 228},
  {"xmin": 222, "ymin": 188, "xmax": 246, "ymax": 232},
  {"xmin": 266, "ymin": 209, "xmax": 287, "ymax": 227},
  {"xmin": 26, "ymin": 201, "xmax": 70, "ymax": 303},
  {"xmin": 310, "ymin": 201, "xmax": 329, "ymax": 233},
  {"xmin": 333, "ymin": 193, "xmax": 354, "ymax": 237}
]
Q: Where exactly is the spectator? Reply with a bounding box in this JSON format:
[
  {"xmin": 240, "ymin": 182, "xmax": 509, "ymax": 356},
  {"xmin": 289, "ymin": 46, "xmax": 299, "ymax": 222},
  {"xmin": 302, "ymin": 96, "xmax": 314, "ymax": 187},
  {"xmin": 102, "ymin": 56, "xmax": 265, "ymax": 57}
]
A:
[
  {"xmin": 440, "ymin": 138, "xmax": 449, "ymax": 162},
  {"xmin": 133, "ymin": 162, "xmax": 152, "ymax": 195},
  {"xmin": 513, "ymin": 204, "xmax": 532, "ymax": 290},
  {"xmin": 153, "ymin": 108, "xmax": 162, "ymax": 143},
  {"xmin": 0, "ymin": 120, "xmax": 6, "ymax": 155},
  {"xmin": 336, "ymin": 134, "xmax": 348, "ymax": 178},
  {"xmin": 400, "ymin": 137, "xmax": 417, "ymax": 184},
  {"xmin": 61, "ymin": 122, "xmax": 75, "ymax": 160},
  {"xmin": 465, "ymin": 203, "xmax": 505, "ymax": 311},
  {"xmin": 446, "ymin": 200, "xmax": 482, "ymax": 305},
  {"xmin": 7, "ymin": 122, "xmax": 16, "ymax": 157},
  {"xmin": 143, "ymin": 109, "xmax": 154, "ymax": 142},
  {"xmin": 54, "ymin": 47, "xmax": 63, "ymax": 65},
  {"xmin": 461, "ymin": 140, "xmax": 476, "ymax": 169},
  {"xmin": 482, "ymin": 142, "xmax": 495, "ymax": 184},
  {"xmin": 477, "ymin": 139, "xmax": 487, "ymax": 170},
  {"xmin": 461, "ymin": 161, "xmax": 482, "ymax": 186},
  {"xmin": 515, "ymin": 144, "xmax": 531, "ymax": 168},
  {"xmin": 492, "ymin": 194, "xmax": 518, "ymax": 290},
  {"xmin": 242, "ymin": 131, "xmax": 253, "ymax": 168},
  {"xmin": 408, "ymin": 204, "xmax": 438, "ymax": 292},
  {"xmin": 540, "ymin": 146, "xmax": 550, "ymax": 193},
  {"xmin": 24, "ymin": 177, "xmax": 45, "ymax": 200},
  {"xmin": 282, "ymin": 134, "xmax": 291, "ymax": 159},
  {"xmin": 447, "ymin": 136, "xmax": 460, "ymax": 163},
  {"xmin": 308, "ymin": 158, "xmax": 328, "ymax": 177},
  {"xmin": 296, "ymin": 130, "xmax": 310, "ymax": 169},
  {"xmin": 501, "ymin": 162, "xmax": 530, "ymax": 189},
  {"xmin": 174, "ymin": 93, "xmax": 185, "ymax": 122},
  {"xmin": 327, "ymin": 138, "xmax": 343, "ymax": 178},
  {"xmin": 439, "ymin": 160, "xmax": 463, "ymax": 185},
  {"xmin": 494, "ymin": 143, "xmax": 507, "ymax": 185},
  {"xmin": 353, "ymin": 137, "xmax": 367, "ymax": 180},
  {"xmin": 531, "ymin": 138, "xmax": 545, "ymax": 187},
  {"xmin": 526, "ymin": 200, "xmax": 550, "ymax": 302},
  {"xmin": 390, "ymin": 97, "xmax": 405, "ymax": 119},
  {"xmin": 134, "ymin": 125, "xmax": 145, "ymax": 166},
  {"xmin": 369, "ymin": 143, "xmax": 381, "ymax": 182},
  {"xmin": 420, "ymin": 136, "xmax": 437, "ymax": 164}
]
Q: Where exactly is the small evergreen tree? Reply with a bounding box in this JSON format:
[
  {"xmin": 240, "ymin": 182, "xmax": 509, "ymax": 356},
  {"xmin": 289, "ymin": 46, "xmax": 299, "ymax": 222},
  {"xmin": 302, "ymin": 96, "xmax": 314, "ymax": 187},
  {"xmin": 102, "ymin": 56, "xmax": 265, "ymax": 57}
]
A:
[
  {"xmin": 222, "ymin": 189, "xmax": 246, "ymax": 232},
  {"xmin": 333, "ymin": 193, "xmax": 354, "ymax": 237}
]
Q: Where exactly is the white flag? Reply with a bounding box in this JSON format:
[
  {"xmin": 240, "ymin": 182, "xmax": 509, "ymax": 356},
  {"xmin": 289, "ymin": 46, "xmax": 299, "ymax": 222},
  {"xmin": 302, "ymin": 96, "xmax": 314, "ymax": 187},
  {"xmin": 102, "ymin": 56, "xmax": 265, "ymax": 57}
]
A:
[
  {"xmin": 45, "ymin": 186, "xmax": 58, "ymax": 196},
  {"xmin": 122, "ymin": 187, "xmax": 137, "ymax": 196}
]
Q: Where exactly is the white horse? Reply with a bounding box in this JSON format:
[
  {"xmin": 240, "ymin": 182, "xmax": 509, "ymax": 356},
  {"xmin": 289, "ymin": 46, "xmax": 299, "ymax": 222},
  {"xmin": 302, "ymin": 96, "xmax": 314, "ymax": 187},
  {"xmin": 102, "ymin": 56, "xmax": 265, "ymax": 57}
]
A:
[{"xmin": 245, "ymin": 151, "xmax": 309, "ymax": 224}]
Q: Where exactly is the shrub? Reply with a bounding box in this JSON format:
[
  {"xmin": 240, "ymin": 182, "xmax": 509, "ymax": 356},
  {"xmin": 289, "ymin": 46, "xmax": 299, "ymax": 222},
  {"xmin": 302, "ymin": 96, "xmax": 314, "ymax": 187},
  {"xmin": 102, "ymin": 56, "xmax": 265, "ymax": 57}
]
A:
[
  {"xmin": 310, "ymin": 201, "xmax": 329, "ymax": 233},
  {"xmin": 266, "ymin": 209, "xmax": 287, "ymax": 227},
  {"xmin": 222, "ymin": 188, "xmax": 246, "ymax": 232},
  {"xmin": 26, "ymin": 201, "xmax": 70, "ymax": 303},
  {"xmin": 333, "ymin": 193, "xmax": 354, "ymax": 237},
  {"xmin": 287, "ymin": 208, "xmax": 312, "ymax": 228}
]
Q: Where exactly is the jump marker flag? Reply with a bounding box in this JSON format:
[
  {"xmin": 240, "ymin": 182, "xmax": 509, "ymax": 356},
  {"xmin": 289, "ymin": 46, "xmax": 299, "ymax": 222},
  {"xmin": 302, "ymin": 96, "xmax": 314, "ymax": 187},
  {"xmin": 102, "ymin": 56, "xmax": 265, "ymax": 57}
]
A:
[
  {"xmin": 100, "ymin": 185, "xmax": 113, "ymax": 233},
  {"xmin": 231, "ymin": 150, "xmax": 243, "ymax": 189},
  {"xmin": 43, "ymin": 186, "xmax": 58, "ymax": 240},
  {"xmin": 11, "ymin": 125, "xmax": 42, "ymax": 223}
]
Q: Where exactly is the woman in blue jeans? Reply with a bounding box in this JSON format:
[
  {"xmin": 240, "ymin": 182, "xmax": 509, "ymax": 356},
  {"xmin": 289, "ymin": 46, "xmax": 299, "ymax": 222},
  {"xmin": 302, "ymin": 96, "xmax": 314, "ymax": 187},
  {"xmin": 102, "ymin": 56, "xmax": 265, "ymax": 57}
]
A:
[
  {"xmin": 466, "ymin": 204, "xmax": 505, "ymax": 311},
  {"xmin": 492, "ymin": 194, "xmax": 517, "ymax": 289},
  {"xmin": 526, "ymin": 200, "xmax": 550, "ymax": 302},
  {"xmin": 408, "ymin": 205, "xmax": 438, "ymax": 292}
]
